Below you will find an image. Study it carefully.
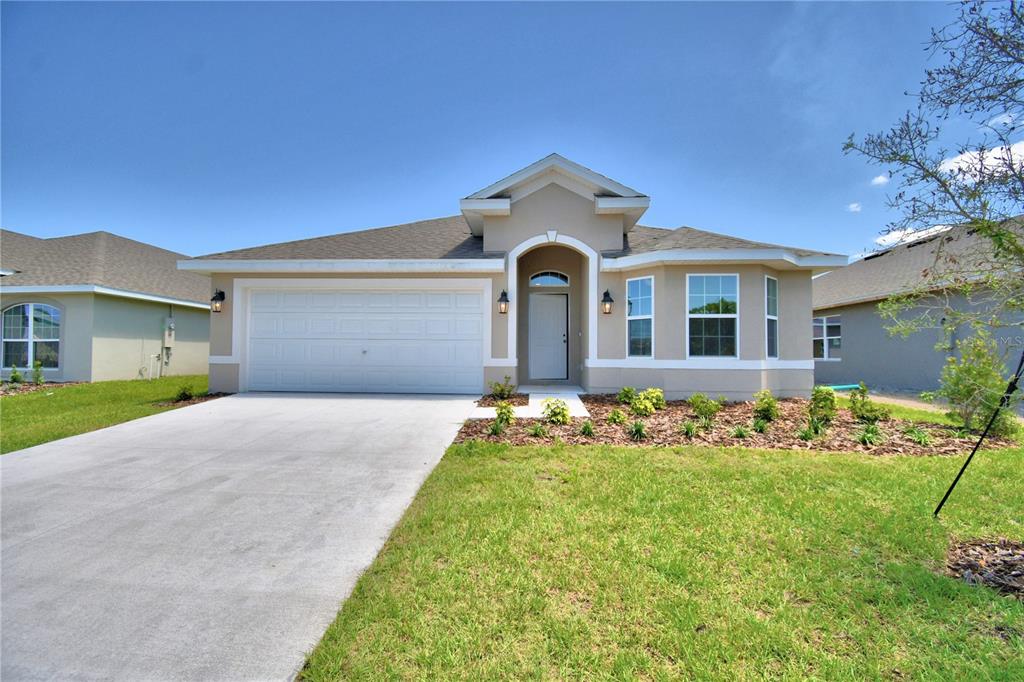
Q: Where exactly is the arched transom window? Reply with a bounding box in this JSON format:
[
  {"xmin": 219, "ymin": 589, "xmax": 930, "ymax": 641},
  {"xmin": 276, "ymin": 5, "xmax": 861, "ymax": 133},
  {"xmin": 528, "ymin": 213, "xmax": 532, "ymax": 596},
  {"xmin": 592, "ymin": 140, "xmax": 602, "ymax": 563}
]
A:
[
  {"xmin": 2, "ymin": 303, "xmax": 61, "ymax": 369},
  {"xmin": 529, "ymin": 271, "xmax": 569, "ymax": 287}
]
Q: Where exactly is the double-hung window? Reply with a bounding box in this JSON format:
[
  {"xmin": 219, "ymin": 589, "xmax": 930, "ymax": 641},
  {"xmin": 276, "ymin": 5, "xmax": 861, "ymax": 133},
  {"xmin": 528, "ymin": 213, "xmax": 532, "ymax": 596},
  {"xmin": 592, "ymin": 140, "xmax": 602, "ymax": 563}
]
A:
[
  {"xmin": 2, "ymin": 303, "xmax": 61, "ymax": 369},
  {"xmin": 687, "ymin": 274, "xmax": 738, "ymax": 357},
  {"xmin": 813, "ymin": 315, "xmax": 841, "ymax": 360},
  {"xmin": 626, "ymin": 276, "xmax": 653, "ymax": 357},
  {"xmin": 765, "ymin": 276, "xmax": 779, "ymax": 358}
]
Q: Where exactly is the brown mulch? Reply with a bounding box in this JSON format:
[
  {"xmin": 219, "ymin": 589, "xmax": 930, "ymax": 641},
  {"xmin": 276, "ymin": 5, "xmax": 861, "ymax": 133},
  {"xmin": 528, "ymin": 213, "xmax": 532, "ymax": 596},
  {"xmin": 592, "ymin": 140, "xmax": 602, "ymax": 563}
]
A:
[
  {"xmin": 153, "ymin": 392, "xmax": 228, "ymax": 407},
  {"xmin": 476, "ymin": 393, "xmax": 529, "ymax": 407},
  {"xmin": 946, "ymin": 538, "xmax": 1024, "ymax": 600},
  {"xmin": 0, "ymin": 381, "xmax": 79, "ymax": 396},
  {"xmin": 454, "ymin": 395, "xmax": 1014, "ymax": 456}
]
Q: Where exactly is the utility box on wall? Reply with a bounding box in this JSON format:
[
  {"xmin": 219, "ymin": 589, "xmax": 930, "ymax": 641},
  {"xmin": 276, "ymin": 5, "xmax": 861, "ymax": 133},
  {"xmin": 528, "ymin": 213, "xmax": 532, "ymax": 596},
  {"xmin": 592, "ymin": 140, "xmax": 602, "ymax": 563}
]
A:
[{"xmin": 163, "ymin": 317, "xmax": 176, "ymax": 348}]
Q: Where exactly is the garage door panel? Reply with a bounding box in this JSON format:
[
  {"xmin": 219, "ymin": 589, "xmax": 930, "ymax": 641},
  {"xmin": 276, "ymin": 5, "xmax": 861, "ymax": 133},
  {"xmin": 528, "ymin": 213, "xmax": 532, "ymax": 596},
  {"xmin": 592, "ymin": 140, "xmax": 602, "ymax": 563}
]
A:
[{"xmin": 246, "ymin": 287, "xmax": 484, "ymax": 394}]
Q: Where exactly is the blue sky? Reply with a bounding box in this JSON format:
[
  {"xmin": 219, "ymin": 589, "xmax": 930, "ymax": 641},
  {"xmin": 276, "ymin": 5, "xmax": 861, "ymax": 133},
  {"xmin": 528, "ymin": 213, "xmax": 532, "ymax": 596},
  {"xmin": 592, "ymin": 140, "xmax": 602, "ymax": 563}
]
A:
[{"xmin": 2, "ymin": 1, "xmax": 961, "ymax": 259}]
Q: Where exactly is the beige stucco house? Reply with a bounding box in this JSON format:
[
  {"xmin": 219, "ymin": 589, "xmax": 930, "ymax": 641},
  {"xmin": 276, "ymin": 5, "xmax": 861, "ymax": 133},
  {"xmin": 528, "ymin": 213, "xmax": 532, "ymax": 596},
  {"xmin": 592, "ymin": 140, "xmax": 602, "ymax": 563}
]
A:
[
  {"xmin": 1, "ymin": 229, "xmax": 211, "ymax": 382},
  {"xmin": 180, "ymin": 155, "xmax": 846, "ymax": 399}
]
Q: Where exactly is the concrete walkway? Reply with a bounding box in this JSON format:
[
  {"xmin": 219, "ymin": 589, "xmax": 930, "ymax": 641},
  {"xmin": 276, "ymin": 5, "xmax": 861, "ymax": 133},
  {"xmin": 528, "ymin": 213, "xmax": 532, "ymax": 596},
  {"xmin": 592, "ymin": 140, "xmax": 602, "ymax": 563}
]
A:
[
  {"xmin": 469, "ymin": 385, "xmax": 590, "ymax": 419},
  {"xmin": 1, "ymin": 393, "xmax": 477, "ymax": 681}
]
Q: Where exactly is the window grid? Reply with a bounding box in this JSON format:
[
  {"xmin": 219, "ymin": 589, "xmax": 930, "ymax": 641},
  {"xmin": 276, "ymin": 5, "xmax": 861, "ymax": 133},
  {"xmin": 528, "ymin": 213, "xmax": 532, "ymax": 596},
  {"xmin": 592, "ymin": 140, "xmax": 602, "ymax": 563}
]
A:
[
  {"xmin": 687, "ymin": 274, "xmax": 739, "ymax": 358},
  {"xmin": 766, "ymin": 276, "xmax": 779, "ymax": 359},
  {"xmin": 2, "ymin": 304, "xmax": 61, "ymax": 369},
  {"xmin": 626, "ymin": 276, "xmax": 653, "ymax": 357},
  {"xmin": 813, "ymin": 315, "xmax": 841, "ymax": 360}
]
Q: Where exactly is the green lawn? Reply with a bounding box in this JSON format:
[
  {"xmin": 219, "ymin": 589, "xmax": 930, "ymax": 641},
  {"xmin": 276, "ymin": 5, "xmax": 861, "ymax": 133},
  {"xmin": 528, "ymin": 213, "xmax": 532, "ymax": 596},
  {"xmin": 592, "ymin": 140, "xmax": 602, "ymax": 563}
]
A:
[
  {"xmin": 303, "ymin": 442, "xmax": 1024, "ymax": 680},
  {"xmin": 0, "ymin": 375, "xmax": 209, "ymax": 453},
  {"xmin": 836, "ymin": 394, "xmax": 960, "ymax": 427}
]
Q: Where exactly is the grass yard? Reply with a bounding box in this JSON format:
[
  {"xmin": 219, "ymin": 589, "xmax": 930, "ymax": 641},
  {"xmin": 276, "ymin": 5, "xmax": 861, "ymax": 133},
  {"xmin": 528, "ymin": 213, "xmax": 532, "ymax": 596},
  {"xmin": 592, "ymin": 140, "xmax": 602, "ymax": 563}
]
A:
[
  {"xmin": 0, "ymin": 375, "xmax": 209, "ymax": 453},
  {"xmin": 303, "ymin": 442, "xmax": 1024, "ymax": 680}
]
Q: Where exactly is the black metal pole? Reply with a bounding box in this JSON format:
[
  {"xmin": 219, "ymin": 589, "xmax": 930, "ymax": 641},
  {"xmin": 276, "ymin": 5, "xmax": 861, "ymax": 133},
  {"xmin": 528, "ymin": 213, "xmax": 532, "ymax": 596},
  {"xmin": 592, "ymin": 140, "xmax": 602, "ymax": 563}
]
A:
[{"xmin": 934, "ymin": 347, "xmax": 1024, "ymax": 518}]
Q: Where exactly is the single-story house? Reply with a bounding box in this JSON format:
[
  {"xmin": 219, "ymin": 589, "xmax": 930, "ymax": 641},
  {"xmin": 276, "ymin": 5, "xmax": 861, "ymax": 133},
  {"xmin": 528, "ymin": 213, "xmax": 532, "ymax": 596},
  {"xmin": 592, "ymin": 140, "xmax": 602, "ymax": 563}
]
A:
[
  {"xmin": 179, "ymin": 154, "xmax": 846, "ymax": 398},
  {"xmin": 812, "ymin": 225, "xmax": 1024, "ymax": 393},
  {"xmin": 1, "ymin": 229, "xmax": 211, "ymax": 382}
]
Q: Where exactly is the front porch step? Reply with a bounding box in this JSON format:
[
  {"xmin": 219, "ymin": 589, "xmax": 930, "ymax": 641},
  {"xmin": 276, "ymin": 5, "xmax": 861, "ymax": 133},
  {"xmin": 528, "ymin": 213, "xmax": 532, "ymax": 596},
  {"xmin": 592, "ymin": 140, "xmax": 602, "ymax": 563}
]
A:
[{"xmin": 469, "ymin": 387, "xmax": 590, "ymax": 420}]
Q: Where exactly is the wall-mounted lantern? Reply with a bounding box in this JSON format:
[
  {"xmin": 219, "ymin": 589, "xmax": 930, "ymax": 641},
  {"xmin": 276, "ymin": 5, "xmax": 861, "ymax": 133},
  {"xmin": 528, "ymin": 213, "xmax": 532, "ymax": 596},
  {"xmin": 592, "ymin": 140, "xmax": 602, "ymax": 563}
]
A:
[
  {"xmin": 601, "ymin": 290, "xmax": 614, "ymax": 314},
  {"xmin": 211, "ymin": 290, "xmax": 226, "ymax": 313},
  {"xmin": 497, "ymin": 290, "xmax": 510, "ymax": 314}
]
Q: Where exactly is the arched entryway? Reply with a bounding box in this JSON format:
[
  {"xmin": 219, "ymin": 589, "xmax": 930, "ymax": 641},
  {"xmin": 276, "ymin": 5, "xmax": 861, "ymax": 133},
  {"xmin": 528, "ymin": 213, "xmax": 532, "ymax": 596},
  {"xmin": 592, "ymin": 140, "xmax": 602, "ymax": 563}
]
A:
[{"xmin": 517, "ymin": 245, "xmax": 585, "ymax": 383}]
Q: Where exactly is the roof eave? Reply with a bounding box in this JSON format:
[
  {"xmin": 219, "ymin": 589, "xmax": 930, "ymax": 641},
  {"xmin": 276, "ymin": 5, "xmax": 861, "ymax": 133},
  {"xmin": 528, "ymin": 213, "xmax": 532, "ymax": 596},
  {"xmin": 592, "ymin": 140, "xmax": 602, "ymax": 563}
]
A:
[
  {"xmin": 177, "ymin": 258, "xmax": 506, "ymax": 274},
  {"xmin": 601, "ymin": 249, "xmax": 848, "ymax": 272}
]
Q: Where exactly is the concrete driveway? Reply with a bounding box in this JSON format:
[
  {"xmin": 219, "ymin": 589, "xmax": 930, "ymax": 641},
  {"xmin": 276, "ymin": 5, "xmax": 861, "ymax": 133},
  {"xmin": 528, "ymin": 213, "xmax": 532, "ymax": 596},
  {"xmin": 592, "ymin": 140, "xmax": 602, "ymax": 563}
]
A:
[{"xmin": 1, "ymin": 393, "xmax": 477, "ymax": 681}]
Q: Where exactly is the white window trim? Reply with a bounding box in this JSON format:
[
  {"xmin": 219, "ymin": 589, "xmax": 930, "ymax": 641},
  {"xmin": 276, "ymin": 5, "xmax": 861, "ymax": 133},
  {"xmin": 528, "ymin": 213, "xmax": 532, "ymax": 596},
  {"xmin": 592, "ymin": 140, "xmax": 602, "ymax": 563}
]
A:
[
  {"xmin": 813, "ymin": 315, "xmax": 842, "ymax": 361},
  {"xmin": 626, "ymin": 275, "xmax": 654, "ymax": 358},
  {"xmin": 2, "ymin": 302, "xmax": 61, "ymax": 370},
  {"xmin": 529, "ymin": 270, "xmax": 570, "ymax": 287},
  {"xmin": 765, "ymin": 275, "xmax": 779, "ymax": 359},
  {"xmin": 686, "ymin": 273, "xmax": 740, "ymax": 359}
]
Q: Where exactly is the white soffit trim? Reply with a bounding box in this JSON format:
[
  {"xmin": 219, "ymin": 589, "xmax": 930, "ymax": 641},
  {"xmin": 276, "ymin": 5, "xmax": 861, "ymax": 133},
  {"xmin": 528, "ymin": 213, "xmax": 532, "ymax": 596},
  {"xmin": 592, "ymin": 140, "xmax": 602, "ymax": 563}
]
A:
[
  {"xmin": 0, "ymin": 284, "xmax": 210, "ymax": 310},
  {"xmin": 594, "ymin": 196, "xmax": 651, "ymax": 213},
  {"xmin": 586, "ymin": 358, "xmax": 814, "ymax": 370},
  {"xmin": 466, "ymin": 153, "xmax": 645, "ymax": 201},
  {"xmin": 177, "ymin": 258, "xmax": 505, "ymax": 274},
  {"xmin": 602, "ymin": 249, "xmax": 848, "ymax": 271}
]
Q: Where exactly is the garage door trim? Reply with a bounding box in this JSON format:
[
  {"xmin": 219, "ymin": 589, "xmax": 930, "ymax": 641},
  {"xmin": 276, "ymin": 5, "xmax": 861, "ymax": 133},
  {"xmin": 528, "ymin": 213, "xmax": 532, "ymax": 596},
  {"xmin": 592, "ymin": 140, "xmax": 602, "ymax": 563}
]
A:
[{"xmin": 228, "ymin": 278, "xmax": 494, "ymax": 392}]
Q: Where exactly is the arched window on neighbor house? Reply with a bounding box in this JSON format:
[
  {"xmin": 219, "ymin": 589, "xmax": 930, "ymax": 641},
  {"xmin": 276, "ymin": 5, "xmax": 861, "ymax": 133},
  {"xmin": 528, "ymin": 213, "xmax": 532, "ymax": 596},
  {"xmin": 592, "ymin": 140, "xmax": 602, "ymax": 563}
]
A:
[{"xmin": 2, "ymin": 303, "xmax": 61, "ymax": 369}]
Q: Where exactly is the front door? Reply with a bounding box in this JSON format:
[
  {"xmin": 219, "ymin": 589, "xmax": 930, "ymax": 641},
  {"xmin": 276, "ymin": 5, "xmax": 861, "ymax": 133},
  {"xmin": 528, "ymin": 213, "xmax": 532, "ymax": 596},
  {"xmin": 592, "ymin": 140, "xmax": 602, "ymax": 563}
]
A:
[{"xmin": 528, "ymin": 293, "xmax": 568, "ymax": 380}]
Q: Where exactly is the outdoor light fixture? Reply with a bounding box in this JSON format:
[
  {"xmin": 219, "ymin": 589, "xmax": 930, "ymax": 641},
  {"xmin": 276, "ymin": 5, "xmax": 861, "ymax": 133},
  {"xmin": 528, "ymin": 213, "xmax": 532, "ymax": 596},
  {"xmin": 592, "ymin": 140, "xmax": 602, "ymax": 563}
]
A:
[
  {"xmin": 601, "ymin": 290, "xmax": 614, "ymax": 314},
  {"xmin": 497, "ymin": 290, "xmax": 510, "ymax": 314},
  {"xmin": 210, "ymin": 290, "xmax": 226, "ymax": 313}
]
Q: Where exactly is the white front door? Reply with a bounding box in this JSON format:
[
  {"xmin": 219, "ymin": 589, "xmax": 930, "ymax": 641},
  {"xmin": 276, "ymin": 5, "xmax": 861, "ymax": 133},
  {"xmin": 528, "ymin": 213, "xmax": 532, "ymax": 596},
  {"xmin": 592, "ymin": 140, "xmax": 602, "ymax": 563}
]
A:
[
  {"xmin": 528, "ymin": 293, "xmax": 568, "ymax": 380},
  {"xmin": 245, "ymin": 287, "xmax": 484, "ymax": 393}
]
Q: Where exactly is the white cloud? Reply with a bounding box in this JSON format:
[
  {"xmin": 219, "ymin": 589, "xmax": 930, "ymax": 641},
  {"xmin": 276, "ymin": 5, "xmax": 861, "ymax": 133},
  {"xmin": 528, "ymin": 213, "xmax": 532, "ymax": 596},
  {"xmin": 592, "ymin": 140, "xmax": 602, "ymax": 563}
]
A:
[
  {"xmin": 870, "ymin": 174, "xmax": 889, "ymax": 186},
  {"xmin": 984, "ymin": 112, "xmax": 1016, "ymax": 130},
  {"xmin": 874, "ymin": 224, "xmax": 951, "ymax": 248},
  {"xmin": 846, "ymin": 202, "xmax": 862, "ymax": 213},
  {"xmin": 939, "ymin": 141, "xmax": 1024, "ymax": 176}
]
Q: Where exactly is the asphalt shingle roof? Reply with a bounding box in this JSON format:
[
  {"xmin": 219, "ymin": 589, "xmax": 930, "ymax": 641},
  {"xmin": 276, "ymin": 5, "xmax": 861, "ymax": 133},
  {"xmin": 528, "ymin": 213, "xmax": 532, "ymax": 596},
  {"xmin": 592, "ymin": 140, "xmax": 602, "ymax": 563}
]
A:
[
  {"xmin": 192, "ymin": 216, "xmax": 839, "ymax": 261},
  {"xmin": 1, "ymin": 230, "xmax": 211, "ymax": 304}
]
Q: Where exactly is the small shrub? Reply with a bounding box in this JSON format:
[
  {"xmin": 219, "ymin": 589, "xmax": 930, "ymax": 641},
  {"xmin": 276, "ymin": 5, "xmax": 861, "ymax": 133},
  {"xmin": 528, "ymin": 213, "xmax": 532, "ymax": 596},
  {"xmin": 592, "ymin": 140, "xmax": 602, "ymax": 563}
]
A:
[
  {"xmin": 579, "ymin": 419, "xmax": 595, "ymax": 437},
  {"xmin": 174, "ymin": 384, "xmax": 195, "ymax": 402},
  {"xmin": 617, "ymin": 386, "xmax": 637, "ymax": 404},
  {"xmin": 488, "ymin": 375, "xmax": 516, "ymax": 400},
  {"xmin": 950, "ymin": 427, "xmax": 973, "ymax": 439},
  {"xmin": 923, "ymin": 331, "xmax": 1021, "ymax": 437},
  {"xmin": 903, "ymin": 426, "xmax": 932, "ymax": 446},
  {"xmin": 528, "ymin": 423, "xmax": 548, "ymax": 438},
  {"xmin": 687, "ymin": 393, "xmax": 722, "ymax": 422},
  {"xmin": 679, "ymin": 421, "xmax": 699, "ymax": 439},
  {"xmin": 488, "ymin": 420, "xmax": 505, "ymax": 436},
  {"xmin": 628, "ymin": 420, "xmax": 647, "ymax": 441},
  {"xmin": 606, "ymin": 408, "xmax": 627, "ymax": 425},
  {"xmin": 752, "ymin": 418, "xmax": 769, "ymax": 434},
  {"xmin": 542, "ymin": 398, "xmax": 571, "ymax": 425},
  {"xmin": 630, "ymin": 396, "xmax": 656, "ymax": 417},
  {"xmin": 797, "ymin": 425, "xmax": 816, "ymax": 441},
  {"xmin": 807, "ymin": 416, "xmax": 827, "ymax": 436},
  {"xmin": 848, "ymin": 382, "xmax": 890, "ymax": 423},
  {"xmin": 752, "ymin": 389, "xmax": 780, "ymax": 422},
  {"xmin": 809, "ymin": 386, "xmax": 837, "ymax": 425},
  {"xmin": 8, "ymin": 366, "xmax": 23, "ymax": 384},
  {"xmin": 31, "ymin": 360, "xmax": 44, "ymax": 385},
  {"xmin": 731, "ymin": 425, "xmax": 749, "ymax": 439},
  {"xmin": 856, "ymin": 423, "xmax": 883, "ymax": 446},
  {"xmin": 640, "ymin": 387, "xmax": 666, "ymax": 410},
  {"xmin": 494, "ymin": 401, "xmax": 515, "ymax": 426},
  {"xmin": 699, "ymin": 416, "xmax": 715, "ymax": 432}
]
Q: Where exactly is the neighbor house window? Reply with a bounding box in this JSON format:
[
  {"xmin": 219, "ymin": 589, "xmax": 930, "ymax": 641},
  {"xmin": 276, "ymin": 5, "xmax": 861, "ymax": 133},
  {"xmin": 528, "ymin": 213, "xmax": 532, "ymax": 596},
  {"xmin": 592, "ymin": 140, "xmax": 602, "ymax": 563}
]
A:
[
  {"xmin": 626, "ymin": 276, "xmax": 653, "ymax": 357},
  {"xmin": 687, "ymin": 274, "xmax": 738, "ymax": 357},
  {"xmin": 813, "ymin": 315, "xmax": 841, "ymax": 360},
  {"xmin": 530, "ymin": 271, "xmax": 569, "ymax": 287},
  {"xmin": 766, "ymin": 276, "xmax": 779, "ymax": 359},
  {"xmin": 2, "ymin": 303, "xmax": 61, "ymax": 369}
]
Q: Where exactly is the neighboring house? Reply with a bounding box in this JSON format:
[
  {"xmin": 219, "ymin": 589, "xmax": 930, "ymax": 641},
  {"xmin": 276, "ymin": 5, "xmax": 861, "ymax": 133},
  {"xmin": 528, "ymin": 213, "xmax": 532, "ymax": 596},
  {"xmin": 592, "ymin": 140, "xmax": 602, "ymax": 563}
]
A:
[
  {"xmin": 812, "ymin": 225, "xmax": 1024, "ymax": 393},
  {"xmin": 180, "ymin": 154, "xmax": 845, "ymax": 398},
  {"xmin": 1, "ymin": 229, "xmax": 211, "ymax": 382}
]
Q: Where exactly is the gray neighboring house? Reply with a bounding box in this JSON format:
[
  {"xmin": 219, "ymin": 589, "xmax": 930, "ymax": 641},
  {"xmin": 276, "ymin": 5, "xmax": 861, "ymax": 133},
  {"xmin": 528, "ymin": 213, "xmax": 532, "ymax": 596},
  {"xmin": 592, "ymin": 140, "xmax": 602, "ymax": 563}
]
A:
[
  {"xmin": 1, "ymin": 229, "xmax": 211, "ymax": 382},
  {"xmin": 812, "ymin": 226, "xmax": 1024, "ymax": 393}
]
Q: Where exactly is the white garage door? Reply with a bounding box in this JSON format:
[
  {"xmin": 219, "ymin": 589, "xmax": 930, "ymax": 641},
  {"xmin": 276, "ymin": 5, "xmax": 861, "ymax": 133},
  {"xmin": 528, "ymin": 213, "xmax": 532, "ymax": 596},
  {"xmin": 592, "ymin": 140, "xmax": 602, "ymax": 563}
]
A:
[{"xmin": 246, "ymin": 288, "xmax": 484, "ymax": 394}]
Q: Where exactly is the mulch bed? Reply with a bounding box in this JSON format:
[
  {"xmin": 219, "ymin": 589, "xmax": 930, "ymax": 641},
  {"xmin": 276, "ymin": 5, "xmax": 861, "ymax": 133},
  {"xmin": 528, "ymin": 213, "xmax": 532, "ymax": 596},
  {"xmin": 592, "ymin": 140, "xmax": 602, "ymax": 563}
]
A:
[
  {"xmin": 476, "ymin": 393, "xmax": 529, "ymax": 407},
  {"xmin": 946, "ymin": 538, "xmax": 1024, "ymax": 600},
  {"xmin": 455, "ymin": 395, "xmax": 1014, "ymax": 456},
  {"xmin": 153, "ymin": 392, "xmax": 228, "ymax": 407},
  {"xmin": 0, "ymin": 381, "xmax": 79, "ymax": 396}
]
